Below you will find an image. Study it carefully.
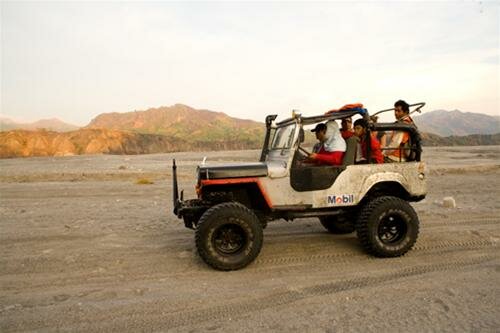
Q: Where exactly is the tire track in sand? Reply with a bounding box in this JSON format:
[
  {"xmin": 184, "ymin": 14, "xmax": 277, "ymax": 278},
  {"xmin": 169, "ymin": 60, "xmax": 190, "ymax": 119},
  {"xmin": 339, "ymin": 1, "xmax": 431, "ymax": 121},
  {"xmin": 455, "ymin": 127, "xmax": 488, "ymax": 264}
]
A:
[
  {"xmin": 90, "ymin": 254, "xmax": 497, "ymax": 331},
  {"xmin": 4, "ymin": 225, "xmax": 498, "ymax": 293},
  {"xmin": 253, "ymin": 238, "xmax": 497, "ymax": 270},
  {"xmin": 422, "ymin": 217, "xmax": 500, "ymax": 228}
]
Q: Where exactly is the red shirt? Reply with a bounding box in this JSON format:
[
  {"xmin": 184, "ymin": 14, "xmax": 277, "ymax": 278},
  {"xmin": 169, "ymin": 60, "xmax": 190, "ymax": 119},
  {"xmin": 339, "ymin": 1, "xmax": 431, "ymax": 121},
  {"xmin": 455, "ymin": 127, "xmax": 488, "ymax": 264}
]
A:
[
  {"xmin": 313, "ymin": 146, "xmax": 345, "ymax": 166},
  {"xmin": 360, "ymin": 135, "xmax": 384, "ymax": 164},
  {"xmin": 341, "ymin": 130, "xmax": 354, "ymax": 139}
]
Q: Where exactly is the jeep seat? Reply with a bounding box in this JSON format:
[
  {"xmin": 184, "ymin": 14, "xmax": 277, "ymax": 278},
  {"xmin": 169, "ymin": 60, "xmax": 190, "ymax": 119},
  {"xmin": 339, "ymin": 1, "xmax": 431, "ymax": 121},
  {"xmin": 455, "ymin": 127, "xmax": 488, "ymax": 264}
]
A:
[{"xmin": 342, "ymin": 136, "xmax": 358, "ymax": 166}]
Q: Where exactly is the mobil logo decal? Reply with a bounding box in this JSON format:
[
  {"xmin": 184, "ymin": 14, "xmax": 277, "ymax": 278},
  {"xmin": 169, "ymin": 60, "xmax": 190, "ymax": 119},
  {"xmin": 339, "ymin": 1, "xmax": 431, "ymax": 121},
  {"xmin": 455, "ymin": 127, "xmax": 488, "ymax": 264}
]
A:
[{"xmin": 327, "ymin": 194, "xmax": 354, "ymax": 205}]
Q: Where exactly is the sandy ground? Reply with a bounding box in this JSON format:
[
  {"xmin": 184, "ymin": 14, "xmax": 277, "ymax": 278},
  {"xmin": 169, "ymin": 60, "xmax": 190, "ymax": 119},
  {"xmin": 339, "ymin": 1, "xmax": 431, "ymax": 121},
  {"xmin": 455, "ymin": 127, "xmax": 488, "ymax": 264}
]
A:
[{"xmin": 1, "ymin": 146, "xmax": 499, "ymax": 332}]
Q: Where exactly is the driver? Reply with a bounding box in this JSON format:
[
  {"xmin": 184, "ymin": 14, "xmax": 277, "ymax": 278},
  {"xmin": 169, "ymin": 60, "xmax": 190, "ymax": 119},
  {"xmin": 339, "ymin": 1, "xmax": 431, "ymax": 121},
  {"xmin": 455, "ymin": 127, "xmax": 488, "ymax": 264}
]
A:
[{"xmin": 308, "ymin": 121, "xmax": 346, "ymax": 166}]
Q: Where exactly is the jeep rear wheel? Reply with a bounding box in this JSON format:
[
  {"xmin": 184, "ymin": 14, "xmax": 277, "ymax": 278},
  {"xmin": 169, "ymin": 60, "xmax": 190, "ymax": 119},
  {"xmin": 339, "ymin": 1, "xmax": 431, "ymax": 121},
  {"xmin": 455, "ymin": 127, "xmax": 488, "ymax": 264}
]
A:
[
  {"xmin": 356, "ymin": 196, "xmax": 419, "ymax": 257},
  {"xmin": 319, "ymin": 215, "xmax": 355, "ymax": 234},
  {"xmin": 195, "ymin": 202, "xmax": 263, "ymax": 271}
]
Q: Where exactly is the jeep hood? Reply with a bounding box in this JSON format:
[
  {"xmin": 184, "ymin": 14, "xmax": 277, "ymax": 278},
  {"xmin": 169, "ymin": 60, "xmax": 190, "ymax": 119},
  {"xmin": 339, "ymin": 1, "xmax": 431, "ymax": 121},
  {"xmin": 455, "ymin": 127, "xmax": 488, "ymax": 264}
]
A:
[{"xmin": 198, "ymin": 163, "xmax": 268, "ymax": 180}]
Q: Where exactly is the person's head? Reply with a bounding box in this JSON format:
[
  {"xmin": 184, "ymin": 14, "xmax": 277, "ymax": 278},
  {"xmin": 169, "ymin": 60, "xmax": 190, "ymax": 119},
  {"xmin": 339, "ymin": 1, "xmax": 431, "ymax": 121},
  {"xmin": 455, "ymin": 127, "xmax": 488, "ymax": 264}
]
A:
[
  {"xmin": 353, "ymin": 119, "xmax": 368, "ymax": 138},
  {"xmin": 341, "ymin": 117, "xmax": 353, "ymax": 131},
  {"xmin": 311, "ymin": 123, "xmax": 327, "ymax": 142},
  {"xmin": 394, "ymin": 100, "xmax": 410, "ymax": 120}
]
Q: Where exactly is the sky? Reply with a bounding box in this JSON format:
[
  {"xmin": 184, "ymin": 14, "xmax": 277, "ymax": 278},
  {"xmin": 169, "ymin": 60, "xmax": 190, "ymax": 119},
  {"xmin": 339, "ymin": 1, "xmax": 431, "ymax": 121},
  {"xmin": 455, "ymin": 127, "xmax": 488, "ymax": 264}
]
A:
[{"xmin": 1, "ymin": 1, "xmax": 499, "ymax": 126}]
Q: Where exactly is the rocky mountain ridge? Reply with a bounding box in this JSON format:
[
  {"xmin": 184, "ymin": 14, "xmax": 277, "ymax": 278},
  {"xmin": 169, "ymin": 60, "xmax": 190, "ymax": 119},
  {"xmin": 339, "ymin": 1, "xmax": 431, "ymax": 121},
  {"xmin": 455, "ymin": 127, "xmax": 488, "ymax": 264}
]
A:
[
  {"xmin": 0, "ymin": 128, "xmax": 261, "ymax": 158},
  {"xmin": 1, "ymin": 105, "xmax": 499, "ymax": 158},
  {"xmin": 85, "ymin": 104, "xmax": 264, "ymax": 144},
  {"xmin": 1, "ymin": 128, "xmax": 498, "ymax": 158}
]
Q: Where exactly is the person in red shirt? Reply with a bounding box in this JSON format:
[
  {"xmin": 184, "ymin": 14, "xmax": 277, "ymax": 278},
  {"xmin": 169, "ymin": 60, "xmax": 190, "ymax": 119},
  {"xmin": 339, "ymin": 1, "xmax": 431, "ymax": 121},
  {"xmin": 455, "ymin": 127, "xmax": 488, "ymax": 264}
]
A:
[
  {"xmin": 353, "ymin": 119, "xmax": 384, "ymax": 164},
  {"xmin": 340, "ymin": 117, "xmax": 354, "ymax": 139},
  {"xmin": 308, "ymin": 122, "xmax": 345, "ymax": 166}
]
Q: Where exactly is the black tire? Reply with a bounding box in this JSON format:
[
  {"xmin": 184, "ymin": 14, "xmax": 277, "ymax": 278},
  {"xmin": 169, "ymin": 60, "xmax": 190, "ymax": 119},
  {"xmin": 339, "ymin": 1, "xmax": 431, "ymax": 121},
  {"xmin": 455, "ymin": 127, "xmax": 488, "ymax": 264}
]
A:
[
  {"xmin": 355, "ymin": 196, "xmax": 419, "ymax": 257},
  {"xmin": 319, "ymin": 215, "xmax": 355, "ymax": 234},
  {"xmin": 195, "ymin": 202, "xmax": 263, "ymax": 271}
]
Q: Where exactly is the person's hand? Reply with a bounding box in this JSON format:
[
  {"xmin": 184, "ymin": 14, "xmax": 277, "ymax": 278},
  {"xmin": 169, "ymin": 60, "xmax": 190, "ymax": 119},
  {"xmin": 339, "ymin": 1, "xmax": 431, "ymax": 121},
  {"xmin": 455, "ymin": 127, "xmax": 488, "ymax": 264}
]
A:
[{"xmin": 308, "ymin": 153, "xmax": 317, "ymax": 160}]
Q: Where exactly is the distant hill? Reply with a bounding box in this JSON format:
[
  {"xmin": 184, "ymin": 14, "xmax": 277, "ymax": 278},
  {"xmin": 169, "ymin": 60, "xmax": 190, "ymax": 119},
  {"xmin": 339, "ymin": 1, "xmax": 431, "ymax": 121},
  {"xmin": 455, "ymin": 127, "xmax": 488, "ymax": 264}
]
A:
[
  {"xmin": 413, "ymin": 110, "xmax": 500, "ymax": 136},
  {"xmin": 421, "ymin": 132, "xmax": 500, "ymax": 146},
  {"xmin": 2, "ymin": 105, "xmax": 500, "ymax": 158},
  {"xmin": 0, "ymin": 128, "xmax": 262, "ymax": 158},
  {"xmin": 0, "ymin": 117, "xmax": 79, "ymax": 132},
  {"xmin": 0, "ymin": 104, "xmax": 266, "ymax": 158},
  {"xmin": 0, "ymin": 117, "xmax": 17, "ymax": 131},
  {"xmin": 86, "ymin": 104, "xmax": 265, "ymax": 146},
  {"xmin": 1, "ymin": 127, "xmax": 498, "ymax": 158}
]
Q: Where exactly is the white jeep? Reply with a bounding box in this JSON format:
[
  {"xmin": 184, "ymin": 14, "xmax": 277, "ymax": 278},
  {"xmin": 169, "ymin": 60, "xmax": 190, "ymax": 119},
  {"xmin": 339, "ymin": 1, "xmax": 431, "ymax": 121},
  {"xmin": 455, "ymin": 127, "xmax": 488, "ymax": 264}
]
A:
[{"xmin": 172, "ymin": 103, "xmax": 427, "ymax": 270}]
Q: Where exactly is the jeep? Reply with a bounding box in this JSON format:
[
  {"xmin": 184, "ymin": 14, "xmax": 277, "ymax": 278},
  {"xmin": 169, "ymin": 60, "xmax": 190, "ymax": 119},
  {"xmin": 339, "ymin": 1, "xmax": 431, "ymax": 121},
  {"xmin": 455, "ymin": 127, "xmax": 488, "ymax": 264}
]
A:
[{"xmin": 172, "ymin": 103, "xmax": 427, "ymax": 270}]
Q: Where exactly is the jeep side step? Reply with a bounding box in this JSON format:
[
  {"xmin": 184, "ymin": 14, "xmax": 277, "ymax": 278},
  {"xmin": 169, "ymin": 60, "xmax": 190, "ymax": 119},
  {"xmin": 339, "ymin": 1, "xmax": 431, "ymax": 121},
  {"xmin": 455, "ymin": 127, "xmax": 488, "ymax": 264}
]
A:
[{"xmin": 270, "ymin": 206, "xmax": 345, "ymax": 220}]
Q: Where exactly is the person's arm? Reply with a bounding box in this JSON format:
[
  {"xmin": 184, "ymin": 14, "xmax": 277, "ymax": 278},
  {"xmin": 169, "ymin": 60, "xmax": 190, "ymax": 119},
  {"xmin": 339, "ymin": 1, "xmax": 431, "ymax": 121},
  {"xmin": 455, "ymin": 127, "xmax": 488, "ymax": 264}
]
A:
[
  {"xmin": 370, "ymin": 136, "xmax": 384, "ymax": 163},
  {"xmin": 370, "ymin": 135, "xmax": 381, "ymax": 151},
  {"xmin": 310, "ymin": 151, "xmax": 344, "ymax": 165},
  {"xmin": 379, "ymin": 133, "xmax": 386, "ymax": 147}
]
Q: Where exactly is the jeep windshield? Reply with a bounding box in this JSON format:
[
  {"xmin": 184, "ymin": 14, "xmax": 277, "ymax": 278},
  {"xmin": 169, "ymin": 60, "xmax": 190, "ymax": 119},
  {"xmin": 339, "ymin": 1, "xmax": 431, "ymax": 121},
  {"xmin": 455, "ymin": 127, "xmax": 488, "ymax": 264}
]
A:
[{"xmin": 270, "ymin": 124, "xmax": 295, "ymax": 150}]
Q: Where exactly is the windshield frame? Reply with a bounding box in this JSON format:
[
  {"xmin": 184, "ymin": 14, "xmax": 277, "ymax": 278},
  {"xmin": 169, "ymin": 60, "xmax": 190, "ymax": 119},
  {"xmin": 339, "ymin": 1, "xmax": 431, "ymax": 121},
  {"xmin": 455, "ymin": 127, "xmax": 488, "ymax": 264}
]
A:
[{"xmin": 269, "ymin": 123, "xmax": 297, "ymax": 150}]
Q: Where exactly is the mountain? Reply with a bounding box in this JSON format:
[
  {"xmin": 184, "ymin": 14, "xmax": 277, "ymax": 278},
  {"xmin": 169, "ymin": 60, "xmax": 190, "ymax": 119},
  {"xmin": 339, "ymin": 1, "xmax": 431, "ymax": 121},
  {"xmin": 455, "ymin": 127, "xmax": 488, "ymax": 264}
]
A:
[
  {"xmin": 0, "ymin": 117, "xmax": 21, "ymax": 131},
  {"xmin": 2, "ymin": 105, "xmax": 500, "ymax": 158},
  {"xmin": 86, "ymin": 104, "xmax": 265, "ymax": 146},
  {"xmin": 2, "ymin": 128, "xmax": 498, "ymax": 158},
  {"xmin": 0, "ymin": 117, "xmax": 79, "ymax": 132},
  {"xmin": 421, "ymin": 132, "xmax": 500, "ymax": 146},
  {"xmin": 0, "ymin": 128, "xmax": 263, "ymax": 158},
  {"xmin": 0, "ymin": 104, "xmax": 267, "ymax": 158},
  {"xmin": 413, "ymin": 110, "xmax": 500, "ymax": 137}
]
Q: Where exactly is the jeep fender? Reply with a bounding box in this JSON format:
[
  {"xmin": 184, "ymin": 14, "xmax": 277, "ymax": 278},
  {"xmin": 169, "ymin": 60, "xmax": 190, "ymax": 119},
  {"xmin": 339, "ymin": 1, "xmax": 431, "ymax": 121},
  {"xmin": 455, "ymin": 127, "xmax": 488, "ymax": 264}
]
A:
[
  {"xmin": 200, "ymin": 178, "xmax": 273, "ymax": 210},
  {"xmin": 358, "ymin": 172, "xmax": 410, "ymax": 201}
]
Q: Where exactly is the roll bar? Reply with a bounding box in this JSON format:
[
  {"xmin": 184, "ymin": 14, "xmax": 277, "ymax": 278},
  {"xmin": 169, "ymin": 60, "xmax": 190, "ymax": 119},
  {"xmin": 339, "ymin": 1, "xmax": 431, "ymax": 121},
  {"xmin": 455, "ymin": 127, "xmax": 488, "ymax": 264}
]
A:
[{"xmin": 371, "ymin": 102, "xmax": 426, "ymax": 119}]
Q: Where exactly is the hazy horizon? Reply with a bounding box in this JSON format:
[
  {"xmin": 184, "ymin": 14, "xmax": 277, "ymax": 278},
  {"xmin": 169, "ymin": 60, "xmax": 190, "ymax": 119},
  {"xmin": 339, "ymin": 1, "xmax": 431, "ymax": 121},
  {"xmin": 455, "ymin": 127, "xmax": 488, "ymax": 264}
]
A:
[{"xmin": 1, "ymin": 2, "xmax": 499, "ymax": 126}]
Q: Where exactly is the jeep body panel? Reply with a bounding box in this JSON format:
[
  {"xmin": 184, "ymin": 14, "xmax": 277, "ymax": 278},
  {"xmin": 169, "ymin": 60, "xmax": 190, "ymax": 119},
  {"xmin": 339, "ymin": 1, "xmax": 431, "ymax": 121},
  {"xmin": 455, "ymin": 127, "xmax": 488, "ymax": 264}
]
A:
[{"xmin": 257, "ymin": 162, "xmax": 426, "ymax": 208}]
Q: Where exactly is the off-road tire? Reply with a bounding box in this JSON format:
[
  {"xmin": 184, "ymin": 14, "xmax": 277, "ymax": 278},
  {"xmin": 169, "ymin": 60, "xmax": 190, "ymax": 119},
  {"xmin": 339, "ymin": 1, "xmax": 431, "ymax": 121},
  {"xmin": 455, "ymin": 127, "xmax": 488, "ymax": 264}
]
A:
[
  {"xmin": 195, "ymin": 202, "xmax": 263, "ymax": 271},
  {"xmin": 355, "ymin": 196, "xmax": 419, "ymax": 257},
  {"xmin": 319, "ymin": 215, "xmax": 355, "ymax": 234}
]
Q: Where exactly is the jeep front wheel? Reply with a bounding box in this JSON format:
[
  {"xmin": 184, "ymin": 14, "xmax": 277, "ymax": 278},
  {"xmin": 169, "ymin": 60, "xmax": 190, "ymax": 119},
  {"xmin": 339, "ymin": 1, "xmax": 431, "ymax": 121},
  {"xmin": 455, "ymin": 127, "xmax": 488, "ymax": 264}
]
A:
[
  {"xmin": 195, "ymin": 202, "xmax": 263, "ymax": 270},
  {"xmin": 319, "ymin": 215, "xmax": 355, "ymax": 234},
  {"xmin": 356, "ymin": 196, "xmax": 419, "ymax": 257}
]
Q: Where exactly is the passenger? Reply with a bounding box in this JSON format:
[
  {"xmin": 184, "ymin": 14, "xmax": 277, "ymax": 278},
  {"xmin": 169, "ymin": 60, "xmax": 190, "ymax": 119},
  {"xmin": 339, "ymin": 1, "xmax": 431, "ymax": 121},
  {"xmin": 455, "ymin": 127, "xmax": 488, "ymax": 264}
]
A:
[
  {"xmin": 308, "ymin": 121, "xmax": 345, "ymax": 166},
  {"xmin": 370, "ymin": 115, "xmax": 386, "ymax": 147},
  {"xmin": 340, "ymin": 117, "xmax": 354, "ymax": 139},
  {"xmin": 353, "ymin": 119, "xmax": 384, "ymax": 164},
  {"xmin": 383, "ymin": 99, "xmax": 414, "ymax": 162}
]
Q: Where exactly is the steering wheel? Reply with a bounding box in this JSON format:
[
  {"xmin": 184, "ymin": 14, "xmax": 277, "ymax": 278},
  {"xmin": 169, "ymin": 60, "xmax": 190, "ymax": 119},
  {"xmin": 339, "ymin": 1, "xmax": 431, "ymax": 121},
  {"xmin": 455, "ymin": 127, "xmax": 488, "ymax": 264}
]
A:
[{"xmin": 298, "ymin": 146, "xmax": 311, "ymax": 155}]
